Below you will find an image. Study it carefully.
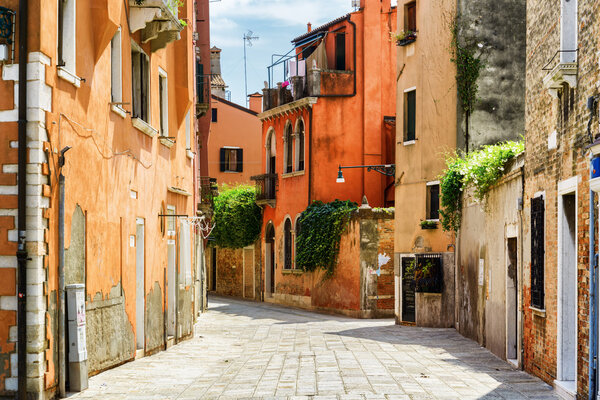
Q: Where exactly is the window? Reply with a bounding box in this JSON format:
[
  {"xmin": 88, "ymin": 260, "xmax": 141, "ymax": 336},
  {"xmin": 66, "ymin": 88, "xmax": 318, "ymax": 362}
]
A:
[
  {"xmin": 110, "ymin": 28, "xmax": 122, "ymax": 103},
  {"xmin": 131, "ymin": 43, "xmax": 150, "ymax": 122},
  {"xmin": 426, "ymin": 182, "xmax": 440, "ymax": 220},
  {"xmin": 295, "ymin": 120, "xmax": 305, "ymax": 171},
  {"xmin": 284, "ymin": 123, "xmax": 293, "ymax": 174},
  {"xmin": 159, "ymin": 70, "xmax": 168, "ymax": 136},
  {"xmin": 197, "ymin": 61, "xmax": 206, "ymax": 103},
  {"xmin": 531, "ymin": 196, "xmax": 545, "ymax": 309},
  {"xmin": 220, "ymin": 147, "xmax": 243, "ymax": 172},
  {"xmin": 294, "ymin": 216, "xmax": 301, "ymax": 269},
  {"xmin": 58, "ymin": 0, "xmax": 76, "ymax": 72},
  {"xmin": 284, "ymin": 218, "xmax": 293, "ymax": 270},
  {"xmin": 166, "ymin": 205, "xmax": 176, "ymax": 236},
  {"xmin": 335, "ymin": 33, "xmax": 346, "ymax": 71},
  {"xmin": 560, "ymin": 0, "xmax": 577, "ymax": 63},
  {"xmin": 185, "ymin": 111, "xmax": 191, "ymax": 150},
  {"xmin": 405, "ymin": 2, "xmax": 417, "ymax": 32},
  {"xmin": 404, "ymin": 89, "xmax": 416, "ymax": 142},
  {"xmin": 211, "ymin": 108, "xmax": 218, "ymax": 122}
]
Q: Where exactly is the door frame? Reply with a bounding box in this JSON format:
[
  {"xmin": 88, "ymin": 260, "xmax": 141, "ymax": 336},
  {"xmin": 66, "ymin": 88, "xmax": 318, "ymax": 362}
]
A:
[
  {"xmin": 399, "ymin": 253, "xmax": 416, "ymax": 323},
  {"xmin": 135, "ymin": 218, "xmax": 145, "ymax": 350},
  {"xmin": 505, "ymin": 234, "xmax": 519, "ymax": 363}
]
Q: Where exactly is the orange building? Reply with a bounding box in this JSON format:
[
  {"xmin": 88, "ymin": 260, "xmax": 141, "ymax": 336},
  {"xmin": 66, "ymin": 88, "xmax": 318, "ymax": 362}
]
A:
[
  {"xmin": 0, "ymin": 1, "xmax": 207, "ymax": 398},
  {"xmin": 253, "ymin": 0, "xmax": 397, "ymax": 314}
]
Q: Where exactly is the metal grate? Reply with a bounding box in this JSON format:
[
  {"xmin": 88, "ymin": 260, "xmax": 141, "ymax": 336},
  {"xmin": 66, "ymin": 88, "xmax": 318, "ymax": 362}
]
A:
[
  {"xmin": 415, "ymin": 253, "xmax": 443, "ymax": 293},
  {"xmin": 530, "ymin": 196, "xmax": 545, "ymax": 309}
]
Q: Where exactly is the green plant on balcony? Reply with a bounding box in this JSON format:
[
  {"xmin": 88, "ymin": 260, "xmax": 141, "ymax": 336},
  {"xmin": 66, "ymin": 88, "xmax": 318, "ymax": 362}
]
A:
[
  {"xmin": 211, "ymin": 184, "xmax": 262, "ymax": 248},
  {"xmin": 392, "ymin": 30, "xmax": 417, "ymax": 46}
]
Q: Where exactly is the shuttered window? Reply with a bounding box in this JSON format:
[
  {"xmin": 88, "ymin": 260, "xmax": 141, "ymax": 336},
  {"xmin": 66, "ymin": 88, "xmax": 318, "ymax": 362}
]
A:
[
  {"xmin": 404, "ymin": 90, "xmax": 416, "ymax": 141},
  {"xmin": 219, "ymin": 148, "xmax": 243, "ymax": 172},
  {"xmin": 405, "ymin": 2, "xmax": 417, "ymax": 32},
  {"xmin": 530, "ymin": 196, "xmax": 545, "ymax": 309}
]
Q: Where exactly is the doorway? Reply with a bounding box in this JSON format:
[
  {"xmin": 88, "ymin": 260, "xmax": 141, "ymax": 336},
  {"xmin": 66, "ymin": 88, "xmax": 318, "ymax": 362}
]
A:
[
  {"xmin": 401, "ymin": 256, "xmax": 416, "ymax": 323},
  {"xmin": 558, "ymin": 192, "xmax": 577, "ymax": 392},
  {"xmin": 506, "ymin": 237, "xmax": 518, "ymax": 362},
  {"xmin": 265, "ymin": 223, "xmax": 275, "ymax": 296},
  {"xmin": 135, "ymin": 218, "xmax": 145, "ymax": 350},
  {"xmin": 167, "ymin": 239, "xmax": 176, "ymax": 337}
]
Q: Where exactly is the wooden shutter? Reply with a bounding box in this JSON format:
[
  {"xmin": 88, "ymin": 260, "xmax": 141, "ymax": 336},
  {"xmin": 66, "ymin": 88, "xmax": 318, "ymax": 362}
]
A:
[
  {"xmin": 530, "ymin": 196, "xmax": 545, "ymax": 309},
  {"xmin": 406, "ymin": 2, "xmax": 417, "ymax": 32},
  {"xmin": 237, "ymin": 149, "xmax": 243, "ymax": 172},
  {"xmin": 219, "ymin": 148, "xmax": 226, "ymax": 172}
]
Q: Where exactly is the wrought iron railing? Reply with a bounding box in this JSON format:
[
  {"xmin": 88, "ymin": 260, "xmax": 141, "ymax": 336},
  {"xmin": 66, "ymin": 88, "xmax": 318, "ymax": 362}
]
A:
[
  {"xmin": 199, "ymin": 176, "xmax": 218, "ymax": 205},
  {"xmin": 250, "ymin": 173, "xmax": 278, "ymax": 202},
  {"xmin": 196, "ymin": 72, "xmax": 211, "ymax": 117}
]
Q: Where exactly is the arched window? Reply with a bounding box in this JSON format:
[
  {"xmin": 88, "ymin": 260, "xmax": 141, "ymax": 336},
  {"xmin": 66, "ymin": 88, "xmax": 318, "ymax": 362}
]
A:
[
  {"xmin": 295, "ymin": 119, "xmax": 305, "ymax": 171},
  {"xmin": 284, "ymin": 123, "xmax": 293, "ymax": 174},
  {"xmin": 266, "ymin": 128, "xmax": 276, "ymax": 174},
  {"xmin": 284, "ymin": 218, "xmax": 293, "ymax": 270}
]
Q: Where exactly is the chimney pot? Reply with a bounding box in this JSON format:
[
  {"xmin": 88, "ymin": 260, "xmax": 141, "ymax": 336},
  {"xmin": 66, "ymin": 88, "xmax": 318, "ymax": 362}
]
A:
[{"xmin": 307, "ymin": 22, "xmax": 312, "ymax": 32}]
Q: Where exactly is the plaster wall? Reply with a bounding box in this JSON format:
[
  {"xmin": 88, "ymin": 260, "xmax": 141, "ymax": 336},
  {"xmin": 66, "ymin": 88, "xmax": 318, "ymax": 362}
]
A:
[{"xmin": 208, "ymin": 96, "xmax": 262, "ymax": 185}]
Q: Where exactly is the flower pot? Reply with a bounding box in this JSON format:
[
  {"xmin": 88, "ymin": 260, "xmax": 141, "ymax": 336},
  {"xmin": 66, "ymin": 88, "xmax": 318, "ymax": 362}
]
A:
[{"xmin": 397, "ymin": 35, "xmax": 417, "ymax": 46}]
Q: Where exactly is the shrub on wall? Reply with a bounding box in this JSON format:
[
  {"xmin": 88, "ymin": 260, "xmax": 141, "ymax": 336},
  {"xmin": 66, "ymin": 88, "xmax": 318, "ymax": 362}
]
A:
[
  {"xmin": 295, "ymin": 200, "xmax": 358, "ymax": 278},
  {"xmin": 212, "ymin": 185, "xmax": 262, "ymax": 248},
  {"xmin": 439, "ymin": 140, "xmax": 524, "ymax": 232}
]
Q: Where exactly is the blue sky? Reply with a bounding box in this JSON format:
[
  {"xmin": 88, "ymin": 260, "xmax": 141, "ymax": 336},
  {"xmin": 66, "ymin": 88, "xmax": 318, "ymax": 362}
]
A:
[{"xmin": 209, "ymin": 0, "xmax": 357, "ymax": 107}]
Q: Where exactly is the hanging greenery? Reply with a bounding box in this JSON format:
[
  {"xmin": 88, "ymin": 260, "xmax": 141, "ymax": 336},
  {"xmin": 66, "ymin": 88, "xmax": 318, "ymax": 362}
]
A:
[
  {"xmin": 439, "ymin": 141, "xmax": 524, "ymax": 232},
  {"xmin": 211, "ymin": 185, "xmax": 262, "ymax": 248},
  {"xmin": 295, "ymin": 200, "xmax": 358, "ymax": 278}
]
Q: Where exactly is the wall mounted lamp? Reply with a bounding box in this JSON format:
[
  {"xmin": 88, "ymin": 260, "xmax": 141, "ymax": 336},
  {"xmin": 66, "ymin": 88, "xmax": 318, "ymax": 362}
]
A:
[{"xmin": 336, "ymin": 164, "xmax": 396, "ymax": 183}]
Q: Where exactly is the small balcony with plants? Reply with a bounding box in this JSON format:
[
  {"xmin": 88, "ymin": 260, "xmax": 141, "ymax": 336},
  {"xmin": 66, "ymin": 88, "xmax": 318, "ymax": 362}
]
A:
[
  {"xmin": 250, "ymin": 173, "xmax": 278, "ymax": 207},
  {"xmin": 198, "ymin": 176, "xmax": 218, "ymax": 217},
  {"xmin": 394, "ymin": 30, "xmax": 417, "ymax": 47},
  {"xmin": 129, "ymin": 0, "xmax": 185, "ymax": 52}
]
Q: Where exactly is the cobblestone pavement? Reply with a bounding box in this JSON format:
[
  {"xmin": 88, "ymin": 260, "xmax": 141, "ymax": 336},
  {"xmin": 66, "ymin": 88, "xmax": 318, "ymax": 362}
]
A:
[{"xmin": 70, "ymin": 296, "xmax": 558, "ymax": 399}]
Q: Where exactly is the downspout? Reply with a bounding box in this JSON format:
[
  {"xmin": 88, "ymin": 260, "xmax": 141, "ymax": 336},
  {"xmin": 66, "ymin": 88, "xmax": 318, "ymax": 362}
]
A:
[
  {"xmin": 58, "ymin": 146, "xmax": 70, "ymax": 398},
  {"xmin": 589, "ymin": 152, "xmax": 598, "ymax": 400},
  {"xmin": 519, "ymin": 165, "xmax": 525, "ymax": 370},
  {"xmin": 308, "ymin": 106, "xmax": 313, "ymax": 206},
  {"xmin": 16, "ymin": 0, "xmax": 28, "ymax": 398}
]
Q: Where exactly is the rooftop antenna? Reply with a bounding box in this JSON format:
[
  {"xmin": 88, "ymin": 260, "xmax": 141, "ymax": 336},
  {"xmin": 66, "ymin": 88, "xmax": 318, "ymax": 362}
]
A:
[
  {"xmin": 243, "ymin": 30, "xmax": 259, "ymax": 107},
  {"xmin": 351, "ymin": 0, "xmax": 360, "ymax": 11}
]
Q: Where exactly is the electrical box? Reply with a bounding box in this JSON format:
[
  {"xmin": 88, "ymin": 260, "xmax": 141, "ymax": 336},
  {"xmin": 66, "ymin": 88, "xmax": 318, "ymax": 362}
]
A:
[{"xmin": 66, "ymin": 284, "xmax": 88, "ymax": 392}]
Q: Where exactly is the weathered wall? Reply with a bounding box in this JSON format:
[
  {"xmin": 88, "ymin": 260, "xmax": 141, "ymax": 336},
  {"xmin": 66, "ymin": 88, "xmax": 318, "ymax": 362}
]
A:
[
  {"xmin": 523, "ymin": 0, "xmax": 598, "ymax": 395},
  {"xmin": 456, "ymin": 0, "xmax": 526, "ymax": 150},
  {"xmin": 263, "ymin": 209, "xmax": 395, "ymax": 318},
  {"xmin": 457, "ymin": 158, "xmax": 523, "ymax": 361}
]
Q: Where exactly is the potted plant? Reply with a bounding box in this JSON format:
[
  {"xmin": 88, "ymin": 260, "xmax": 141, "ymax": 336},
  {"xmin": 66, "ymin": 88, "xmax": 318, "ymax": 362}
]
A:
[
  {"xmin": 420, "ymin": 220, "xmax": 438, "ymax": 230},
  {"xmin": 394, "ymin": 30, "xmax": 417, "ymax": 46},
  {"xmin": 414, "ymin": 258, "xmax": 442, "ymax": 293}
]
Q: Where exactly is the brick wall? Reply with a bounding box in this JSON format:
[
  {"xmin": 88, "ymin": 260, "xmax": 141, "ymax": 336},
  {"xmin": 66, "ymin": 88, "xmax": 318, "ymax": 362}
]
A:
[
  {"xmin": 214, "ymin": 241, "xmax": 262, "ymax": 300},
  {"xmin": 524, "ymin": 0, "xmax": 599, "ymax": 395}
]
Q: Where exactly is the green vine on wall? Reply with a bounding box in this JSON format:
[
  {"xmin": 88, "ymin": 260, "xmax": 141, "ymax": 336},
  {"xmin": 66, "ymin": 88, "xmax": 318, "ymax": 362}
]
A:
[
  {"xmin": 295, "ymin": 200, "xmax": 358, "ymax": 278},
  {"xmin": 211, "ymin": 185, "xmax": 262, "ymax": 248},
  {"xmin": 450, "ymin": 16, "xmax": 486, "ymax": 153},
  {"xmin": 439, "ymin": 141, "xmax": 524, "ymax": 232}
]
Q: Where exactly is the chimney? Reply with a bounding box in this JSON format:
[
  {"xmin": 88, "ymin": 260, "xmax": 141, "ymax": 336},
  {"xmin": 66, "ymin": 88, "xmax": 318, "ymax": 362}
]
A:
[
  {"xmin": 210, "ymin": 46, "xmax": 227, "ymax": 99},
  {"xmin": 248, "ymin": 92, "xmax": 263, "ymax": 113},
  {"xmin": 307, "ymin": 22, "xmax": 312, "ymax": 32},
  {"xmin": 210, "ymin": 46, "xmax": 222, "ymax": 75}
]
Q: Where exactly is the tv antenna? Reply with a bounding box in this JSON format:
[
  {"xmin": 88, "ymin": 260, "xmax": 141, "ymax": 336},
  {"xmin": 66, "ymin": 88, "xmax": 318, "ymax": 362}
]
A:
[{"xmin": 243, "ymin": 30, "xmax": 259, "ymax": 106}]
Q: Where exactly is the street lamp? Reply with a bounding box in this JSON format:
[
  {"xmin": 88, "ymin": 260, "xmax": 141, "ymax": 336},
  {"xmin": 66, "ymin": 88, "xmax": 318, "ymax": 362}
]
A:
[{"xmin": 336, "ymin": 164, "xmax": 396, "ymax": 183}]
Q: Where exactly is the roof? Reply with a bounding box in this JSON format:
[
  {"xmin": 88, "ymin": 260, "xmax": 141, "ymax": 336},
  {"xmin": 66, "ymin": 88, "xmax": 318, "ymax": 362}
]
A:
[
  {"xmin": 210, "ymin": 46, "xmax": 222, "ymax": 52},
  {"xmin": 291, "ymin": 14, "xmax": 350, "ymax": 44},
  {"xmin": 248, "ymin": 92, "xmax": 263, "ymax": 97},
  {"xmin": 211, "ymin": 95, "xmax": 258, "ymax": 116},
  {"xmin": 211, "ymin": 74, "xmax": 226, "ymax": 88}
]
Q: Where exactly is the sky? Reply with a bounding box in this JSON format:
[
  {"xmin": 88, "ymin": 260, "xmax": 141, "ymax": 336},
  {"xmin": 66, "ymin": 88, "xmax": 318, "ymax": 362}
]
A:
[{"xmin": 209, "ymin": 0, "xmax": 357, "ymax": 107}]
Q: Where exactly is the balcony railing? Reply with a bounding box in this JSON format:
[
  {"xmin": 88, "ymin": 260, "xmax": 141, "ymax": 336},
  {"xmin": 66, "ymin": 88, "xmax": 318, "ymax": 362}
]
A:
[
  {"xmin": 250, "ymin": 173, "xmax": 278, "ymax": 205},
  {"xmin": 197, "ymin": 177, "xmax": 218, "ymax": 216},
  {"xmin": 196, "ymin": 73, "xmax": 211, "ymax": 117},
  {"xmin": 129, "ymin": 0, "xmax": 183, "ymax": 52}
]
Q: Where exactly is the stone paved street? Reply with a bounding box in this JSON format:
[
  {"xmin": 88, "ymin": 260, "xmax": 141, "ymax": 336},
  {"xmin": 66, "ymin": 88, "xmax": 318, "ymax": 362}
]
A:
[{"xmin": 69, "ymin": 296, "xmax": 558, "ymax": 399}]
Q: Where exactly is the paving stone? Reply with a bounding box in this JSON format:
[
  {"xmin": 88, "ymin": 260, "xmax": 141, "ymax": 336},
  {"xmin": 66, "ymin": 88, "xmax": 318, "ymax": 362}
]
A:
[{"xmin": 68, "ymin": 296, "xmax": 559, "ymax": 399}]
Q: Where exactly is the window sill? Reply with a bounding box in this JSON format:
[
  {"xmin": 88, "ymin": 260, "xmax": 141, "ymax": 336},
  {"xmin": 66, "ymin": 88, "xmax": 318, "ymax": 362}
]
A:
[
  {"xmin": 186, "ymin": 149, "xmax": 194, "ymax": 159},
  {"xmin": 57, "ymin": 66, "xmax": 82, "ymax": 88},
  {"xmin": 132, "ymin": 118, "xmax": 158, "ymax": 138},
  {"xmin": 529, "ymin": 306, "xmax": 546, "ymax": 318},
  {"xmin": 403, "ymin": 140, "xmax": 416, "ymax": 146},
  {"xmin": 282, "ymin": 170, "xmax": 305, "ymax": 178},
  {"xmin": 282, "ymin": 269, "xmax": 303, "ymax": 275},
  {"xmin": 223, "ymin": 170, "xmax": 242, "ymax": 174},
  {"xmin": 159, "ymin": 137, "xmax": 175, "ymax": 148},
  {"xmin": 111, "ymin": 104, "xmax": 127, "ymax": 119}
]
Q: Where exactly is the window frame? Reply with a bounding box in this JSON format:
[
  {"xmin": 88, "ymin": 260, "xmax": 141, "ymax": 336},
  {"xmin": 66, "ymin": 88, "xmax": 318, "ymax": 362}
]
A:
[
  {"xmin": 110, "ymin": 27, "xmax": 123, "ymax": 104},
  {"xmin": 131, "ymin": 41, "xmax": 150, "ymax": 123},
  {"xmin": 158, "ymin": 68, "xmax": 169, "ymax": 137},
  {"xmin": 404, "ymin": 88, "xmax": 416, "ymax": 143},
  {"xmin": 284, "ymin": 218, "xmax": 293, "ymax": 270},
  {"xmin": 284, "ymin": 122, "xmax": 294, "ymax": 174},
  {"xmin": 530, "ymin": 195, "xmax": 545, "ymax": 310},
  {"xmin": 405, "ymin": 2, "xmax": 417, "ymax": 32},
  {"xmin": 220, "ymin": 147, "xmax": 243, "ymax": 173},
  {"xmin": 211, "ymin": 107, "xmax": 218, "ymax": 122},
  {"xmin": 426, "ymin": 181, "xmax": 440, "ymax": 221},
  {"xmin": 295, "ymin": 119, "xmax": 305, "ymax": 172}
]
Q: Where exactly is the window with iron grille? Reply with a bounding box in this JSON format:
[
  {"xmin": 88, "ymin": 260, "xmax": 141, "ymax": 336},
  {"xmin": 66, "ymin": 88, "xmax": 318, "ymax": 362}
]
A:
[
  {"xmin": 530, "ymin": 196, "xmax": 545, "ymax": 309},
  {"xmin": 415, "ymin": 253, "xmax": 443, "ymax": 293},
  {"xmin": 284, "ymin": 219, "xmax": 293, "ymax": 269}
]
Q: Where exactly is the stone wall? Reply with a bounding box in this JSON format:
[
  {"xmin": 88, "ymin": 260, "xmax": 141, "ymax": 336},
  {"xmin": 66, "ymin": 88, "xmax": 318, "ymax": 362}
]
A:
[{"xmin": 213, "ymin": 241, "xmax": 261, "ymax": 301}]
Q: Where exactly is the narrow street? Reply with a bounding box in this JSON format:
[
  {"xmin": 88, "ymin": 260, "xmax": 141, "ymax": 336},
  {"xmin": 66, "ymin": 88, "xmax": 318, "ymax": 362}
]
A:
[{"xmin": 69, "ymin": 297, "xmax": 558, "ymax": 400}]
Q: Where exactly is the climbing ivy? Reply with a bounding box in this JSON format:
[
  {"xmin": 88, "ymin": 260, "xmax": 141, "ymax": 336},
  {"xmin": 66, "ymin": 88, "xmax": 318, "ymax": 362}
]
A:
[
  {"xmin": 212, "ymin": 185, "xmax": 262, "ymax": 249},
  {"xmin": 295, "ymin": 200, "xmax": 358, "ymax": 278},
  {"xmin": 439, "ymin": 141, "xmax": 524, "ymax": 232},
  {"xmin": 450, "ymin": 16, "xmax": 486, "ymax": 153}
]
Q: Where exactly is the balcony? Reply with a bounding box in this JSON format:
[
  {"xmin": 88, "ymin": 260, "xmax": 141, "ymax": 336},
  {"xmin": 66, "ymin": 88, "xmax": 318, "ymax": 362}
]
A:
[
  {"xmin": 542, "ymin": 50, "xmax": 578, "ymax": 98},
  {"xmin": 196, "ymin": 73, "xmax": 210, "ymax": 117},
  {"xmin": 250, "ymin": 173, "xmax": 278, "ymax": 207},
  {"xmin": 129, "ymin": 0, "xmax": 184, "ymax": 52},
  {"xmin": 197, "ymin": 177, "xmax": 218, "ymax": 216}
]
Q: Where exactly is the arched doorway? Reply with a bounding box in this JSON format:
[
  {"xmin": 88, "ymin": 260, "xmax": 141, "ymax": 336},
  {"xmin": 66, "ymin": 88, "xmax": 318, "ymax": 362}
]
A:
[{"xmin": 265, "ymin": 222, "xmax": 275, "ymax": 296}]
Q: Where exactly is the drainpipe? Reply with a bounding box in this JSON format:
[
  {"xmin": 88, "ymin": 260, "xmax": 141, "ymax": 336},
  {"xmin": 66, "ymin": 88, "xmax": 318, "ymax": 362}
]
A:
[
  {"xmin": 589, "ymin": 153, "xmax": 599, "ymax": 400},
  {"xmin": 307, "ymin": 106, "xmax": 313, "ymax": 206},
  {"xmin": 58, "ymin": 146, "xmax": 70, "ymax": 397},
  {"xmin": 519, "ymin": 165, "xmax": 525, "ymax": 370},
  {"xmin": 16, "ymin": 0, "xmax": 29, "ymax": 398}
]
